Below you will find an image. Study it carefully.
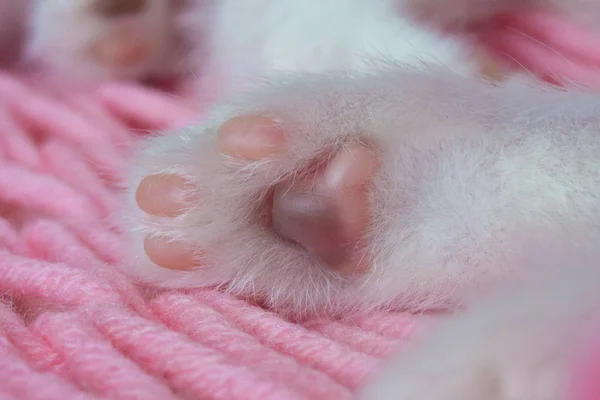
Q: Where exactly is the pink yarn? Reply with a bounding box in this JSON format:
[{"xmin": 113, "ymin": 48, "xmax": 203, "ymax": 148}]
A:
[{"xmin": 0, "ymin": 73, "xmax": 419, "ymax": 399}]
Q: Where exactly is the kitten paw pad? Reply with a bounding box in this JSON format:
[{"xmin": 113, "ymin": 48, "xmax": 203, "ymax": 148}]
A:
[{"xmin": 135, "ymin": 115, "xmax": 380, "ymax": 277}]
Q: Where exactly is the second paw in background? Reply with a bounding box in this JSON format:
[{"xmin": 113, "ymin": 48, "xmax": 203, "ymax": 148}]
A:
[{"xmin": 24, "ymin": 0, "xmax": 180, "ymax": 82}]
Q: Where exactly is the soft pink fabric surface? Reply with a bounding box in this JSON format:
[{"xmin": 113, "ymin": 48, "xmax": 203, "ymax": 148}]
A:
[{"xmin": 0, "ymin": 74, "xmax": 419, "ymax": 399}]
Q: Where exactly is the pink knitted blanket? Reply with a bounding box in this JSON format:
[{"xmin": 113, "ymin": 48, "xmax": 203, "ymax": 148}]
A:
[{"xmin": 0, "ymin": 73, "xmax": 420, "ymax": 400}]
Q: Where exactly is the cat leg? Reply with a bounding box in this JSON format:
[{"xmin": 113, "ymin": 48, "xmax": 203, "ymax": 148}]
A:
[
  {"xmin": 360, "ymin": 252, "xmax": 600, "ymax": 400},
  {"xmin": 123, "ymin": 66, "xmax": 600, "ymax": 316}
]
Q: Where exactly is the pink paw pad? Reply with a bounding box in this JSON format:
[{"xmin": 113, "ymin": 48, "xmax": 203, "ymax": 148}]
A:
[{"xmin": 136, "ymin": 116, "xmax": 380, "ymax": 276}]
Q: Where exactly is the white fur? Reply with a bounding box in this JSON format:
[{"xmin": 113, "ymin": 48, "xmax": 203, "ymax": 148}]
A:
[
  {"xmin": 22, "ymin": 0, "xmax": 600, "ymax": 398},
  {"xmin": 360, "ymin": 248, "xmax": 600, "ymax": 399},
  {"xmin": 183, "ymin": 0, "xmax": 481, "ymax": 102},
  {"xmin": 125, "ymin": 66, "xmax": 600, "ymax": 313}
]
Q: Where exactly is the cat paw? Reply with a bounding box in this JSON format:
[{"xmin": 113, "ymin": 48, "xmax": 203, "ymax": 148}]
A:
[
  {"xmin": 123, "ymin": 84, "xmax": 392, "ymax": 315},
  {"xmin": 25, "ymin": 0, "xmax": 177, "ymax": 81},
  {"xmin": 136, "ymin": 117, "xmax": 378, "ymax": 276},
  {"xmin": 123, "ymin": 70, "xmax": 544, "ymax": 315}
]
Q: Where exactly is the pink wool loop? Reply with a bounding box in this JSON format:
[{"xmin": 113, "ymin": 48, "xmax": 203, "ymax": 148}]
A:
[
  {"xmin": 150, "ymin": 292, "xmax": 354, "ymax": 399},
  {"xmin": 32, "ymin": 312, "xmax": 179, "ymax": 400}
]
